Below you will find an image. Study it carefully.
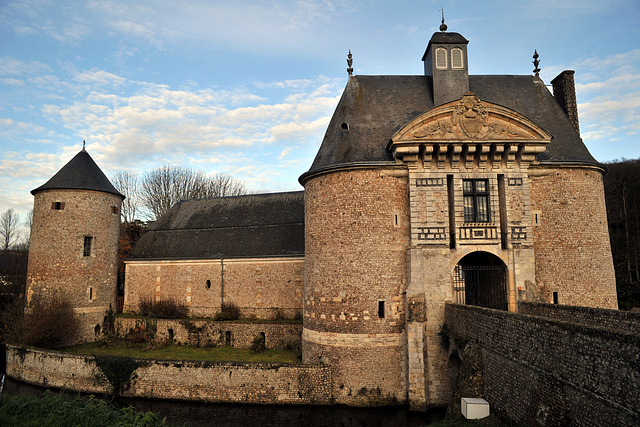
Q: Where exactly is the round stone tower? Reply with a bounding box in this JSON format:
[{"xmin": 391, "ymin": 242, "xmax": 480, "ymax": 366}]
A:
[
  {"xmin": 300, "ymin": 165, "xmax": 410, "ymax": 406},
  {"xmin": 26, "ymin": 147, "xmax": 124, "ymax": 343}
]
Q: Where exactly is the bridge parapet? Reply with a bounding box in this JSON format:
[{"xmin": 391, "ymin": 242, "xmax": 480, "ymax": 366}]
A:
[{"xmin": 444, "ymin": 303, "xmax": 640, "ymax": 426}]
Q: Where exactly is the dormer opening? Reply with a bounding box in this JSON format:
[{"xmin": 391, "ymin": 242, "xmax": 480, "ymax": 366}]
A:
[
  {"xmin": 451, "ymin": 48, "xmax": 464, "ymax": 69},
  {"xmin": 435, "ymin": 48, "xmax": 447, "ymax": 69}
]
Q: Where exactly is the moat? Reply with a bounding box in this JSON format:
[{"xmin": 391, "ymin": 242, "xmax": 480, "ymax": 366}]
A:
[{"xmin": 4, "ymin": 377, "xmax": 445, "ymax": 427}]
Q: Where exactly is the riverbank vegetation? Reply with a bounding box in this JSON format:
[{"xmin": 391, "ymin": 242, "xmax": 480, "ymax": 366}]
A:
[{"xmin": 0, "ymin": 391, "xmax": 166, "ymax": 427}]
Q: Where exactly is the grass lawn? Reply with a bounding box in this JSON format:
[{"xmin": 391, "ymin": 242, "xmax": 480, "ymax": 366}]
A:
[{"xmin": 63, "ymin": 338, "xmax": 302, "ymax": 364}]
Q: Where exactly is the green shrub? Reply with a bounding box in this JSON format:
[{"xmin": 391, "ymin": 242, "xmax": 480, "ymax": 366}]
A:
[
  {"xmin": 137, "ymin": 296, "xmax": 187, "ymax": 319},
  {"xmin": 250, "ymin": 332, "xmax": 266, "ymax": 353}
]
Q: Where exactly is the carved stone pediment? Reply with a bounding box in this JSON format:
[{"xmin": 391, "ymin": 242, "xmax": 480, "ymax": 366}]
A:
[
  {"xmin": 387, "ymin": 93, "xmax": 552, "ymax": 170},
  {"xmin": 392, "ymin": 92, "xmax": 552, "ymax": 143}
]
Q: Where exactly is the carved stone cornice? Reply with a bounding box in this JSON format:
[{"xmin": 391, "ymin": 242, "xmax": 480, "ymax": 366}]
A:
[{"xmin": 387, "ymin": 92, "xmax": 551, "ymax": 170}]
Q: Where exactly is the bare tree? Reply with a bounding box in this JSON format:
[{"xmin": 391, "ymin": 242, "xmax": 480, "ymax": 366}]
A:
[
  {"xmin": 0, "ymin": 208, "xmax": 20, "ymax": 250},
  {"xmin": 140, "ymin": 165, "xmax": 249, "ymax": 220},
  {"xmin": 111, "ymin": 170, "xmax": 141, "ymax": 225}
]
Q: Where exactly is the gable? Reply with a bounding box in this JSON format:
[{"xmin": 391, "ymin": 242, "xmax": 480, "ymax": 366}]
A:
[{"xmin": 391, "ymin": 92, "xmax": 552, "ymax": 144}]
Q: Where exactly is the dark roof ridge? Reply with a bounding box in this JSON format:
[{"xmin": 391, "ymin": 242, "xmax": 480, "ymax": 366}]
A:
[{"xmin": 149, "ymin": 221, "xmax": 304, "ymax": 232}]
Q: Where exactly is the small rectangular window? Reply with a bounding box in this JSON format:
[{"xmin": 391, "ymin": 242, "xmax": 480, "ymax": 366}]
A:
[
  {"xmin": 463, "ymin": 179, "xmax": 490, "ymax": 223},
  {"xmin": 51, "ymin": 201, "xmax": 65, "ymax": 210},
  {"xmin": 553, "ymin": 292, "xmax": 559, "ymax": 304},
  {"xmin": 111, "ymin": 206, "xmax": 119, "ymax": 214},
  {"xmin": 378, "ymin": 301, "xmax": 385, "ymax": 318},
  {"xmin": 83, "ymin": 236, "xmax": 93, "ymax": 257}
]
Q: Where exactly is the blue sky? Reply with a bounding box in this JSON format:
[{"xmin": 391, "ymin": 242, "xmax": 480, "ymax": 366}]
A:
[{"xmin": 1, "ymin": 0, "xmax": 639, "ymax": 233}]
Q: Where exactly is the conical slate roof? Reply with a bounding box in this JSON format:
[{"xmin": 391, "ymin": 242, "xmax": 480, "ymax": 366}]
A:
[{"xmin": 31, "ymin": 148, "xmax": 124, "ymax": 198}]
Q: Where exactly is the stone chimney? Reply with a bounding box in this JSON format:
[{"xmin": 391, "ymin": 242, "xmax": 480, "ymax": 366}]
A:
[{"xmin": 551, "ymin": 70, "xmax": 580, "ymax": 136}]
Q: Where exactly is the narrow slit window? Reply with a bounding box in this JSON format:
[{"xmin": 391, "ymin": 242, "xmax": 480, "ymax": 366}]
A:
[
  {"xmin": 83, "ymin": 236, "xmax": 93, "ymax": 257},
  {"xmin": 378, "ymin": 300, "xmax": 385, "ymax": 318},
  {"xmin": 553, "ymin": 292, "xmax": 559, "ymax": 304},
  {"xmin": 89, "ymin": 287, "xmax": 93, "ymax": 300}
]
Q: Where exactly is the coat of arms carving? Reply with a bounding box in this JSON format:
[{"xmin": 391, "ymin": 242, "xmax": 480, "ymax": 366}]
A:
[{"xmin": 452, "ymin": 92, "xmax": 487, "ymax": 138}]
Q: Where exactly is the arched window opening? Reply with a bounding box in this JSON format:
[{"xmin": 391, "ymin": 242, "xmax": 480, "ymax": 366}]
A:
[
  {"xmin": 435, "ymin": 47, "xmax": 447, "ymax": 69},
  {"xmin": 454, "ymin": 251, "xmax": 507, "ymax": 311},
  {"xmin": 451, "ymin": 48, "xmax": 463, "ymax": 69}
]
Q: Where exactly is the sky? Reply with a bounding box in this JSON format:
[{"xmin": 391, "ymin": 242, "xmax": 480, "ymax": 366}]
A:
[{"xmin": 1, "ymin": 0, "xmax": 639, "ymax": 235}]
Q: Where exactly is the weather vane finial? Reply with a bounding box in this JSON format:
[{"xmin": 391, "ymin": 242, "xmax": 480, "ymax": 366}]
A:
[
  {"xmin": 82, "ymin": 140, "xmax": 86, "ymax": 150},
  {"xmin": 533, "ymin": 50, "xmax": 541, "ymax": 77},
  {"xmin": 347, "ymin": 50, "xmax": 353, "ymax": 76},
  {"xmin": 440, "ymin": 8, "xmax": 447, "ymax": 32}
]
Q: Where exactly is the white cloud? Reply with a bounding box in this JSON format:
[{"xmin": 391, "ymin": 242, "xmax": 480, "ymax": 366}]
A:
[{"xmin": 0, "ymin": 57, "xmax": 52, "ymax": 76}]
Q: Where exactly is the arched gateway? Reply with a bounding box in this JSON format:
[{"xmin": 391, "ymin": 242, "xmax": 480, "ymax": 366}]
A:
[{"xmin": 454, "ymin": 251, "xmax": 507, "ymax": 311}]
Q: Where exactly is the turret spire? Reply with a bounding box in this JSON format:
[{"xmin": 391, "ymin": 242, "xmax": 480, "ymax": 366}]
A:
[{"xmin": 440, "ymin": 9, "xmax": 447, "ymax": 32}]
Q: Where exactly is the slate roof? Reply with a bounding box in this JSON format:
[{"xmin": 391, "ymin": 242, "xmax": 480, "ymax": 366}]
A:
[
  {"xmin": 31, "ymin": 149, "xmax": 124, "ymax": 198},
  {"xmin": 129, "ymin": 191, "xmax": 304, "ymax": 260},
  {"xmin": 301, "ymin": 74, "xmax": 597, "ymax": 181}
]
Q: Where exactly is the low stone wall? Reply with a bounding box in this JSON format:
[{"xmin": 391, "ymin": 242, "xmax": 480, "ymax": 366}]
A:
[
  {"xmin": 519, "ymin": 301, "xmax": 640, "ymax": 334},
  {"xmin": 445, "ymin": 303, "xmax": 640, "ymax": 426},
  {"xmin": 115, "ymin": 317, "xmax": 302, "ymax": 350},
  {"xmin": 5, "ymin": 345, "xmax": 331, "ymax": 405}
]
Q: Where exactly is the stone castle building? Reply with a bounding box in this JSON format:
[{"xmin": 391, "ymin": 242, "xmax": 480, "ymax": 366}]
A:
[
  {"xmin": 25, "ymin": 147, "xmax": 124, "ymax": 340},
  {"xmin": 26, "ymin": 24, "xmax": 617, "ymax": 410}
]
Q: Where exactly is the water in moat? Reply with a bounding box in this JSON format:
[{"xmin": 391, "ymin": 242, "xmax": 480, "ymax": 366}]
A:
[{"xmin": 3, "ymin": 378, "xmax": 446, "ymax": 427}]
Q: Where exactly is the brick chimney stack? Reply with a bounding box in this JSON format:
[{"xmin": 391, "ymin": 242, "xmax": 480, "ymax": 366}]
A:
[{"xmin": 551, "ymin": 70, "xmax": 580, "ymax": 136}]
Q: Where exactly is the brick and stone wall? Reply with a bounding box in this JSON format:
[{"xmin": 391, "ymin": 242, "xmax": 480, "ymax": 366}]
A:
[
  {"xmin": 519, "ymin": 302, "xmax": 640, "ymax": 333},
  {"xmin": 124, "ymin": 257, "xmax": 303, "ymax": 320},
  {"xmin": 302, "ymin": 167, "xmax": 410, "ymax": 406},
  {"xmin": 115, "ymin": 317, "xmax": 302, "ymax": 350},
  {"xmin": 530, "ymin": 167, "xmax": 617, "ymax": 308},
  {"xmin": 26, "ymin": 188, "xmax": 122, "ymax": 343},
  {"xmin": 6, "ymin": 345, "xmax": 332, "ymax": 405},
  {"xmin": 445, "ymin": 303, "xmax": 639, "ymax": 426}
]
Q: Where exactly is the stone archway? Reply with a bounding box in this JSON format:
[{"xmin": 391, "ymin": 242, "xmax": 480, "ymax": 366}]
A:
[{"xmin": 453, "ymin": 251, "xmax": 508, "ymax": 311}]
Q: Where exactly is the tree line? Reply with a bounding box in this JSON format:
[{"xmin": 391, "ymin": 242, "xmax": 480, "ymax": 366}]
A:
[{"xmin": 603, "ymin": 158, "xmax": 640, "ymax": 309}]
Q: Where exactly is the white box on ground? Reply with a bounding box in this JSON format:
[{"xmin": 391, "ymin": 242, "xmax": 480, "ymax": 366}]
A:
[{"xmin": 461, "ymin": 397, "xmax": 490, "ymax": 419}]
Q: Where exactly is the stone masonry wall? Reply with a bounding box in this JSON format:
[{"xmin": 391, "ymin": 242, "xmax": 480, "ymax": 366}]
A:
[
  {"xmin": 445, "ymin": 303, "xmax": 639, "ymax": 426},
  {"xmin": 115, "ymin": 317, "xmax": 302, "ymax": 350},
  {"xmin": 6, "ymin": 345, "xmax": 331, "ymax": 405},
  {"xmin": 519, "ymin": 302, "xmax": 640, "ymax": 334},
  {"xmin": 26, "ymin": 189, "xmax": 122, "ymax": 342},
  {"xmin": 124, "ymin": 257, "xmax": 303, "ymax": 320},
  {"xmin": 302, "ymin": 167, "xmax": 410, "ymax": 406},
  {"xmin": 529, "ymin": 167, "xmax": 617, "ymax": 308}
]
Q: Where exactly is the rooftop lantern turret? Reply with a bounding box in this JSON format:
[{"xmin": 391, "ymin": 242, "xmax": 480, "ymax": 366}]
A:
[{"xmin": 422, "ymin": 13, "xmax": 470, "ymax": 106}]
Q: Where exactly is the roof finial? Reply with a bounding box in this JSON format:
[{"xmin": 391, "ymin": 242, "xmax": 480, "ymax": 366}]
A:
[
  {"xmin": 533, "ymin": 50, "xmax": 541, "ymax": 76},
  {"xmin": 439, "ymin": 9, "xmax": 447, "ymax": 32},
  {"xmin": 347, "ymin": 49, "xmax": 353, "ymax": 76},
  {"xmin": 82, "ymin": 140, "xmax": 86, "ymax": 151}
]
